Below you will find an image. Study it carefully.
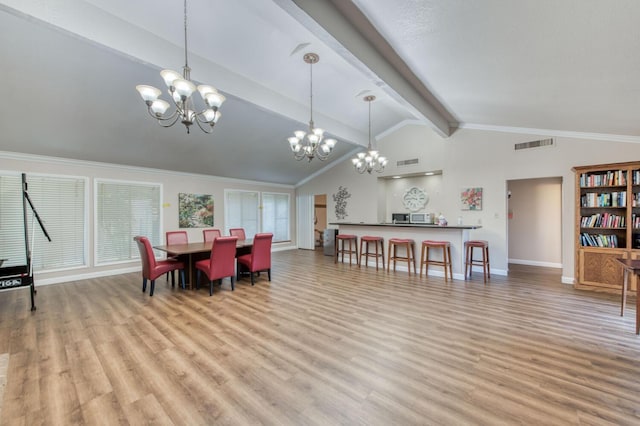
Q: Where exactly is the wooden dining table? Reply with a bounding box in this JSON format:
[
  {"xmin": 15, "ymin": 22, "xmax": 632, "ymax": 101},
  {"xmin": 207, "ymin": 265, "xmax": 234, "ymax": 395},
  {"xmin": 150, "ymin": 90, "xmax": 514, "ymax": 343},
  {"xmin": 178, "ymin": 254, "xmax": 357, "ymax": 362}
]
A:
[
  {"xmin": 615, "ymin": 257, "xmax": 640, "ymax": 334},
  {"xmin": 154, "ymin": 239, "xmax": 253, "ymax": 289}
]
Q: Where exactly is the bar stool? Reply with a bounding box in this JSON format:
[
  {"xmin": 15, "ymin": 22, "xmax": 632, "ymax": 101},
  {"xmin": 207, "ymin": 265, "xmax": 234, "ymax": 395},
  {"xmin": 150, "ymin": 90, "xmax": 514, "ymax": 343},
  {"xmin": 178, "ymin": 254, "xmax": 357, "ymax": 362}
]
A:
[
  {"xmin": 464, "ymin": 240, "xmax": 490, "ymax": 283},
  {"xmin": 335, "ymin": 234, "xmax": 358, "ymax": 266},
  {"xmin": 387, "ymin": 238, "xmax": 416, "ymax": 275},
  {"xmin": 359, "ymin": 236, "xmax": 385, "ymax": 270},
  {"xmin": 420, "ymin": 240, "xmax": 453, "ymax": 281}
]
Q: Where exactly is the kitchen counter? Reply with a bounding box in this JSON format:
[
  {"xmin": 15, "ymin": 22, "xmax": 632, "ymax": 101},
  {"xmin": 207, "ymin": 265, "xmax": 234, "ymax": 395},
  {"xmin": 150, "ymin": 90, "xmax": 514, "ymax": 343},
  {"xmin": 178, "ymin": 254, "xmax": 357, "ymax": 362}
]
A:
[
  {"xmin": 330, "ymin": 222, "xmax": 483, "ymax": 279},
  {"xmin": 329, "ymin": 222, "xmax": 481, "ymax": 230}
]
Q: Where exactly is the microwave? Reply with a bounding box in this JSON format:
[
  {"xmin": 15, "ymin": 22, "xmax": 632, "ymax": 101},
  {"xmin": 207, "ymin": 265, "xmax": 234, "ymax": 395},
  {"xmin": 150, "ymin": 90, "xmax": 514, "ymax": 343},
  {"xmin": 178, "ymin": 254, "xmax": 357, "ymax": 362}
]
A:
[
  {"xmin": 391, "ymin": 213, "xmax": 409, "ymax": 223},
  {"xmin": 410, "ymin": 212, "xmax": 432, "ymax": 224}
]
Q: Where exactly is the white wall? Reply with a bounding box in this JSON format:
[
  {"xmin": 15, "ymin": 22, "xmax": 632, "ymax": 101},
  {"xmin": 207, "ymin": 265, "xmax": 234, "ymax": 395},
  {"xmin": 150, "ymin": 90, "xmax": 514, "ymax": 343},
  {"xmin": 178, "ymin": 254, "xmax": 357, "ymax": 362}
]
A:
[
  {"xmin": 297, "ymin": 125, "xmax": 640, "ymax": 283},
  {"xmin": 383, "ymin": 174, "xmax": 443, "ymax": 221},
  {"xmin": 507, "ymin": 177, "xmax": 562, "ymax": 267},
  {"xmin": 0, "ymin": 152, "xmax": 296, "ymax": 285}
]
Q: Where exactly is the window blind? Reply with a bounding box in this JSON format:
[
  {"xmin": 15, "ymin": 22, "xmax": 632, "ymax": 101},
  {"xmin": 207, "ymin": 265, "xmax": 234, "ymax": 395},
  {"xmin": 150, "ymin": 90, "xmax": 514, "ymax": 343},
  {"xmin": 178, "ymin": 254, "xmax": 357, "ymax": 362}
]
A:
[
  {"xmin": 225, "ymin": 191, "xmax": 259, "ymax": 239},
  {"xmin": 96, "ymin": 180, "xmax": 161, "ymax": 265},
  {"xmin": 0, "ymin": 174, "xmax": 86, "ymax": 271},
  {"xmin": 262, "ymin": 192, "xmax": 290, "ymax": 242}
]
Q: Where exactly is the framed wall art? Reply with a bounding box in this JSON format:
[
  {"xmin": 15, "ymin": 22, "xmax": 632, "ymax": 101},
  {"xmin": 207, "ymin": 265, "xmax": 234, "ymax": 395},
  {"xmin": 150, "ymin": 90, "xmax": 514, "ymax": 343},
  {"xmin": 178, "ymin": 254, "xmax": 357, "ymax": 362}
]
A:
[
  {"xmin": 179, "ymin": 193, "xmax": 214, "ymax": 228},
  {"xmin": 460, "ymin": 187, "xmax": 483, "ymax": 210}
]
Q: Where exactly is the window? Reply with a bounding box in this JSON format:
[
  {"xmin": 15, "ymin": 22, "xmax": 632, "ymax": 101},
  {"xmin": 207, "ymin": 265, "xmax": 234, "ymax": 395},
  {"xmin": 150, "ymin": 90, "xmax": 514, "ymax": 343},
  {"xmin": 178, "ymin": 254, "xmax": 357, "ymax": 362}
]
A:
[
  {"xmin": 224, "ymin": 190, "xmax": 290, "ymax": 242},
  {"xmin": 0, "ymin": 173, "xmax": 86, "ymax": 272},
  {"xmin": 262, "ymin": 192, "xmax": 290, "ymax": 242},
  {"xmin": 95, "ymin": 179, "xmax": 161, "ymax": 265},
  {"xmin": 224, "ymin": 190, "xmax": 259, "ymax": 238}
]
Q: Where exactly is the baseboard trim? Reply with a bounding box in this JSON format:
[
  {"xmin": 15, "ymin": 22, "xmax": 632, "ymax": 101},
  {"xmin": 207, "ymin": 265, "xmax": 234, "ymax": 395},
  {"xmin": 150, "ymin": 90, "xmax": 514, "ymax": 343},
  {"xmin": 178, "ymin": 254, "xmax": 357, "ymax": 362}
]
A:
[
  {"xmin": 34, "ymin": 246, "xmax": 298, "ymax": 286},
  {"xmin": 508, "ymin": 258, "xmax": 562, "ymax": 268},
  {"xmin": 36, "ymin": 266, "xmax": 141, "ymax": 286}
]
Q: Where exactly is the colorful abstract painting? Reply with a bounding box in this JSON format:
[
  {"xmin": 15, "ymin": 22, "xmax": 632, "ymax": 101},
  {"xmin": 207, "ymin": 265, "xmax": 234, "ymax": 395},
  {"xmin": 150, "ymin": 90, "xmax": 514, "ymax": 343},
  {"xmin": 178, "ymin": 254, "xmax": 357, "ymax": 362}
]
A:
[
  {"xmin": 179, "ymin": 193, "xmax": 214, "ymax": 228},
  {"xmin": 461, "ymin": 187, "xmax": 483, "ymax": 210}
]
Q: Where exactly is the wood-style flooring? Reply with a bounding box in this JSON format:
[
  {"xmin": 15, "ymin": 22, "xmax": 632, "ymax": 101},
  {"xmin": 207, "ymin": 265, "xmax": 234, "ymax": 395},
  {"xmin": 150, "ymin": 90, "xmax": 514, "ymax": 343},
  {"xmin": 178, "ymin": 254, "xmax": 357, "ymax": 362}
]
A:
[{"xmin": 1, "ymin": 249, "xmax": 639, "ymax": 425}]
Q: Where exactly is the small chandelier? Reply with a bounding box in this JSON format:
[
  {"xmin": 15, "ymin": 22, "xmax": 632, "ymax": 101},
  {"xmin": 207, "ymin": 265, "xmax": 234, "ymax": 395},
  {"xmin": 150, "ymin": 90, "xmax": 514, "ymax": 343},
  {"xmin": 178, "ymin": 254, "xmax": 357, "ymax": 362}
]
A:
[
  {"xmin": 135, "ymin": 0, "xmax": 225, "ymax": 134},
  {"xmin": 352, "ymin": 95, "xmax": 387, "ymax": 174},
  {"xmin": 287, "ymin": 53, "xmax": 337, "ymax": 162}
]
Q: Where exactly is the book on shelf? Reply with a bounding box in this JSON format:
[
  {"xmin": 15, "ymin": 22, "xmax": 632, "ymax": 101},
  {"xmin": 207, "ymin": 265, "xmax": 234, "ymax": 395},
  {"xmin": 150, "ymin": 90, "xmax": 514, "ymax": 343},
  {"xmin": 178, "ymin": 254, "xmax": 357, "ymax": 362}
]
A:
[
  {"xmin": 580, "ymin": 232, "xmax": 618, "ymax": 248},
  {"xmin": 580, "ymin": 191, "xmax": 626, "ymax": 207},
  {"xmin": 580, "ymin": 170, "xmax": 627, "ymax": 187}
]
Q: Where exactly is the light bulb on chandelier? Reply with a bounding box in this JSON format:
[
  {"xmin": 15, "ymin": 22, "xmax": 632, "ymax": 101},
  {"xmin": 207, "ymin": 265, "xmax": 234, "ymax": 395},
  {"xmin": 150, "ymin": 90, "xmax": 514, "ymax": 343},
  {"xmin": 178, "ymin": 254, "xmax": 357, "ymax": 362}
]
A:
[
  {"xmin": 287, "ymin": 53, "xmax": 337, "ymax": 162},
  {"xmin": 135, "ymin": 0, "xmax": 225, "ymax": 134},
  {"xmin": 352, "ymin": 95, "xmax": 387, "ymax": 174}
]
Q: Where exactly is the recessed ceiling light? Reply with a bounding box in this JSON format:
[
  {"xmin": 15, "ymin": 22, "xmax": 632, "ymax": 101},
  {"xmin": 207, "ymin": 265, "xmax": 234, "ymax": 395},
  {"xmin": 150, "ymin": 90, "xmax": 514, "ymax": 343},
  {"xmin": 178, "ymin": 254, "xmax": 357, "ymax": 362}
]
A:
[
  {"xmin": 425, "ymin": 172, "xmax": 435, "ymax": 176},
  {"xmin": 392, "ymin": 176, "xmax": 402, "ymax": 179}
]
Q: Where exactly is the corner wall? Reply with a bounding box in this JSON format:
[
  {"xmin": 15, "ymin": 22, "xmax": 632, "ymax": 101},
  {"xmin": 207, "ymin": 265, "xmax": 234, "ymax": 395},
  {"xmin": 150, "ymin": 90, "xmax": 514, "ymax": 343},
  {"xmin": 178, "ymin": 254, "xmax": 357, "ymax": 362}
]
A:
[
  {"xmin": 0, "ymin": 152, "xmax": 297, "ymax": 285},
  {"xmin": 296, "ymin": 125, "xmax": 640, "ymax": 283}
]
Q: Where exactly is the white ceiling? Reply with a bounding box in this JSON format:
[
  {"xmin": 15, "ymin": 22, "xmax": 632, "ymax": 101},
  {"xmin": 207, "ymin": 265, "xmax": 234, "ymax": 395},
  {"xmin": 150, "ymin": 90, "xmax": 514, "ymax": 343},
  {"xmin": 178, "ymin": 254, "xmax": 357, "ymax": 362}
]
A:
[{"xmin": 1, "ymin": 0, "xmax": 639, "ymax": 185}]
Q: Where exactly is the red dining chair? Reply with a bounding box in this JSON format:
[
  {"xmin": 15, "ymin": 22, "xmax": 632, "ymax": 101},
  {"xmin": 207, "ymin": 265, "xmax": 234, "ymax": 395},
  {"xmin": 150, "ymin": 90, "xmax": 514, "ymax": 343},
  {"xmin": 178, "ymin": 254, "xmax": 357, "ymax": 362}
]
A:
[
  {"xmin": 166, "ymin": 230, "xmax": 188, "ymax": 245},
  {"xmin": 237, "ymin": 233, "xmax": 273, "ymax": 286},
  {"xmin": 195, "ymin": 236, "xmax": 238, "ymax": 295},
  {"xmin": 203, "ymin": 228, "xmax": 222, "ymax": 242},
  {"xmin": 134, "ymin": 236, "xmax": 185, "ymax": 296},
  {"xmin": 229, "ymin": 228, "xmax": 246, "ymax": 240},
  {"xmin": 165, "ymin": 231, "xmax": 188, "ymax": 281}
]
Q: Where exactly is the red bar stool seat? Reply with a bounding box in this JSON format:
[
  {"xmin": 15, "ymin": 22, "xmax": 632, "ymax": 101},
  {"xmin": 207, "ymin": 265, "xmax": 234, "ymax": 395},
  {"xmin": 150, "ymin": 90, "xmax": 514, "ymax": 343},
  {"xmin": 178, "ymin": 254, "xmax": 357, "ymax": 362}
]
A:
[
  {"xmin": 359, "ymin": 236, "xmax": 385, "ymax": 270},
  {"xmin": 420, "ymin": 240, "xmax": 452, "ymax": 281},
  {"xmin": 387, "ymin": 238, "xmax": 416, "ymax": 275},
  {"xmin": 464, "ymin": 240, "xmax": 490, "ymax": 283},
  {"xmin": 335, "ymin": 234, "xmax": 358, "ymax": 266}
]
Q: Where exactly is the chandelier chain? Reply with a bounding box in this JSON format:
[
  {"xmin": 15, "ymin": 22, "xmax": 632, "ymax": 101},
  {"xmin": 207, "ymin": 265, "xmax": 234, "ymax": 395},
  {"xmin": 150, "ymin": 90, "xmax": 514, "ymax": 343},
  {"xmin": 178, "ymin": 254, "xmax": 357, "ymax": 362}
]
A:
[
  {"xmin": 183, "ymin": 0, "xmax": 189, "ymax": 69},
  {"xmin": 309, "ymin": 58, "xmax": 314, "ymax": 125},
  {"xmin": 368, "ymin": 98, "xmax": 371, "ymax": 149}
]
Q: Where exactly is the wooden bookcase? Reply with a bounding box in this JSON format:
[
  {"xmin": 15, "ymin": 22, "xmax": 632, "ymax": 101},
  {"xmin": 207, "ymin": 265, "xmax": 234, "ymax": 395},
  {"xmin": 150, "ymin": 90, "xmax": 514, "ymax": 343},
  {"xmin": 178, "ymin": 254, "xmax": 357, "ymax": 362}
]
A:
[{"xmin": 573, "ymin": 161, "xmax": 640, "ymax": 292}]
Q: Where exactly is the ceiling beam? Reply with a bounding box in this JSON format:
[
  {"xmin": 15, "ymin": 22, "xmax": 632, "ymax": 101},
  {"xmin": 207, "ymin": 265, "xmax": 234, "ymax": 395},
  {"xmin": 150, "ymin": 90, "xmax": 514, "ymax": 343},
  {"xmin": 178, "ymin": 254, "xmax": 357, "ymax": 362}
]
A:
[{"xmin": 274, "ymin": 0, "xmax": 457, "ymax": 138}]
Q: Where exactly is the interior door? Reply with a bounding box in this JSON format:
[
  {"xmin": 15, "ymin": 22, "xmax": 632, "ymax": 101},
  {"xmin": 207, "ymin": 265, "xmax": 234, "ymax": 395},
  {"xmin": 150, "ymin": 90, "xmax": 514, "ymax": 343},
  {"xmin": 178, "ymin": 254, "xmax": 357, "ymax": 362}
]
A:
[{"xmin": 296, "ymin": 194, "xmax": 314, "ymax": 250}]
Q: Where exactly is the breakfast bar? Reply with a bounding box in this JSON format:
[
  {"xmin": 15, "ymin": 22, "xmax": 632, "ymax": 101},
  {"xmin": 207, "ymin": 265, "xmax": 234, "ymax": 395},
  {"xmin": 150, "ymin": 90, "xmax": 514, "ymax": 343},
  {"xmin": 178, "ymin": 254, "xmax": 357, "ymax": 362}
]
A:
[{"xmin": 330, "ymin": 222, "xmax": 482, "ymax": 279}]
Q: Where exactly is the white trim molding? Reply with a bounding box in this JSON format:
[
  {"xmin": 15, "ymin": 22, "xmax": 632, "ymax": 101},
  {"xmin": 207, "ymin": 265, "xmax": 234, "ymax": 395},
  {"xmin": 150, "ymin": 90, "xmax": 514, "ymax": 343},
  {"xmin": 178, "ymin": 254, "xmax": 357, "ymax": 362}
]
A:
[{"xmin": 458, "ymin": 123, "xmax": 640, "ymax": 144}]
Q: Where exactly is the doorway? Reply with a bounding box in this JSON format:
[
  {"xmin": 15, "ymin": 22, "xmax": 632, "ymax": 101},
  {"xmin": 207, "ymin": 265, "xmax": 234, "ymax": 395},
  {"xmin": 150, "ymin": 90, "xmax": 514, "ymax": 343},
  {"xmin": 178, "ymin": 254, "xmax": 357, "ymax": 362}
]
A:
[
  {"xmin": 507, "ymin": 177, "xmax": 563, "ymax": 269},
  {"xmin": 314, "ymin": 194, "xmax": 327, "ymax": 250}
]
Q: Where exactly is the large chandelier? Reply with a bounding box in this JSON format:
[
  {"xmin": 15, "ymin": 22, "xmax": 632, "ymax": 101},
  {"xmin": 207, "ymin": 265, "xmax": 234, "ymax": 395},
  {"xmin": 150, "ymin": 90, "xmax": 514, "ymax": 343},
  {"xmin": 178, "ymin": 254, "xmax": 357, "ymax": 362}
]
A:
[
  {"xmin": 287, "ymin": 53, "xmax": 337, "ymax": 161},
  {"xmin": 352, "ymin": 95, "xmax": 387, "ymax": 174},
  {"xmin": 135, "ymin": 0, "xmax": 225, "ymax": 134}
]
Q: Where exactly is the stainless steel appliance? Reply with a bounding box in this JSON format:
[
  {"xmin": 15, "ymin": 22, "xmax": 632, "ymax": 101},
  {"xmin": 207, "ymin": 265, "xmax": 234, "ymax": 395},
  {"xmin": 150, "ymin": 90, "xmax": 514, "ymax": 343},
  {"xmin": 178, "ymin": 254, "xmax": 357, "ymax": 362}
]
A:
[
  {"xmin": 391, "ymin": 213, "xmax": 410, "ymax": 223},
  {"xmin": 323, "ymin": 228, "xmax": 338, "ymax": 256}
]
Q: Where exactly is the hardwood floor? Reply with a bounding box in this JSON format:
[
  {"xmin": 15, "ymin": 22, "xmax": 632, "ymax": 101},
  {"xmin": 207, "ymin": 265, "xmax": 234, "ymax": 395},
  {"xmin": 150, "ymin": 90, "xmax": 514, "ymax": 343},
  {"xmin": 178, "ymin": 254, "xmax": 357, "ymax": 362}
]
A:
[{"xmin": 1, "ymin": 250, "xmax": 639, "ymax": 425}]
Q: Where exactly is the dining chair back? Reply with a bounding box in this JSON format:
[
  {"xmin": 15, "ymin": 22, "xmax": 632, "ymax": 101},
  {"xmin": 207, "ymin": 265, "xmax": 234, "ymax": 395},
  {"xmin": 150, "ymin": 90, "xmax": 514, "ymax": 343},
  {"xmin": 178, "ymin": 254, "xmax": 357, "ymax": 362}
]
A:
[
  {"xmin": 134, "ymin": 236, "xmax": 185, "ymax": 296},
  {"xmin": 165, "ymin": 231, "xmax": 188, "ymax": 281},
  {"xmin": 229, "ymin": 228, "xmax": 246, "ymax": 240},
  {"xmin": 237, "ymin": 233, "xmax": 273, "ymax": 286},
  {"xmin": 203, "ymin": 228, "xmax": 222, "ymax": 242},
  {"xmin": 166, "ymin": 230, "xmax": 188, "ymax": 245},
  {"xmin": 195, "ymin": 236, "xmax": 238, "ymax": 295}
]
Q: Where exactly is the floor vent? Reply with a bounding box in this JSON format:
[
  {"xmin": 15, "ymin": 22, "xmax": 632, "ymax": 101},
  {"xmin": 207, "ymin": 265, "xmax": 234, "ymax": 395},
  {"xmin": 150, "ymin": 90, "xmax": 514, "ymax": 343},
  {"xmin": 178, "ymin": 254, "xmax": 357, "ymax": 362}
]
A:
[
  {"xmin": 514, "ymin": 138, "xmax": 554, "ymax": 150},
  {"xmin": 397, "ymin": 158, "xmax": 419, "ymax": 166}
]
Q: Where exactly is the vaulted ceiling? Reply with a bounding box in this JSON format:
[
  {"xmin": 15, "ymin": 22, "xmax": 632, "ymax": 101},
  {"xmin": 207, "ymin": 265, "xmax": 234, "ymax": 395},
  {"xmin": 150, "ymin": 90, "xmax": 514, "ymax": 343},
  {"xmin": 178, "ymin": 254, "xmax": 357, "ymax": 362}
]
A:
[{"xmin": 2, "ymin": 0, "xmax": 639, "ymax": 185}]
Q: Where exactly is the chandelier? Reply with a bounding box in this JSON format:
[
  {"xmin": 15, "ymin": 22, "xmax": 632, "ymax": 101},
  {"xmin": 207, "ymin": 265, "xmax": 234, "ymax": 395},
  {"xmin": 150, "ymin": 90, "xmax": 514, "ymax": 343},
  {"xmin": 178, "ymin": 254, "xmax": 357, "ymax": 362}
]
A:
[
  {"xmin": 352, "ymin": 95, "xmax": 387, "ymax": 174},
  {"xmin": 135, "ymin": 0, "xmax": 225, "ymax": 134},
  {"xmin": 287, "ymin": 53, "xmax": 337, "ymax": 161}
]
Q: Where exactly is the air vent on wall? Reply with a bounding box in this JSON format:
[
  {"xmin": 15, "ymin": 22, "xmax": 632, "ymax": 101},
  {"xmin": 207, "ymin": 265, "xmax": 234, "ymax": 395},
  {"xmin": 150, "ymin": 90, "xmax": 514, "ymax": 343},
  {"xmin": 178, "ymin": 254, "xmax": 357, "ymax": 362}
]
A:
[
  {"xmin": 514, "ymin": 138, "xmax": 554, "ymax": 150},
  {"xmin": 397, "ymin": 158, "xmax": 419, "ymax": 167}
]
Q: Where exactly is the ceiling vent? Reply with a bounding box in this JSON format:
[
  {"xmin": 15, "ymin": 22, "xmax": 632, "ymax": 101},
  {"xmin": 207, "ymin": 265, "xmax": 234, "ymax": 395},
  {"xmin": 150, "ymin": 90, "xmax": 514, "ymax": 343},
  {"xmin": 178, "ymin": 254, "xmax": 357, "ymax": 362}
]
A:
[
  {"xmin": 514, "ymin": 138, "xmax": 554, "ymax": 151},
  {"xmin": 397, "ymin": 158, "xmax": 419, "ymax": 167}
]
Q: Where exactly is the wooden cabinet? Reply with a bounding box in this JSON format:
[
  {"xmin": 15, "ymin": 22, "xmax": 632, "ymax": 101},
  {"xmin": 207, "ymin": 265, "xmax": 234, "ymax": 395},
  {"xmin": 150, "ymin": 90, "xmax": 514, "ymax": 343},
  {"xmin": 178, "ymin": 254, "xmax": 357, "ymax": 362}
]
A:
[{"xmin": 573, "ymin": 161, "xmax": 640, "ymax": 292}]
